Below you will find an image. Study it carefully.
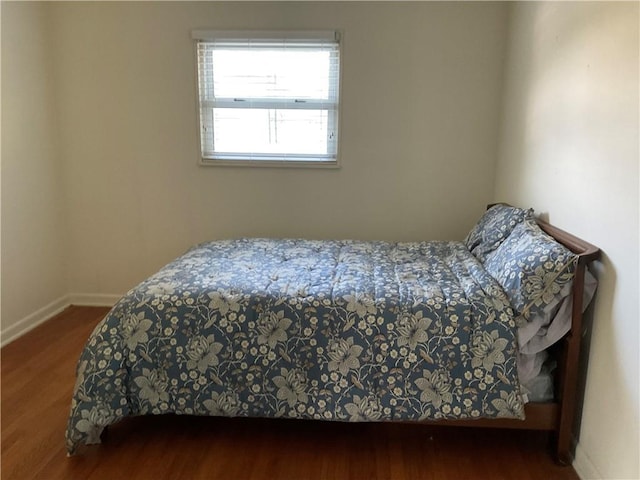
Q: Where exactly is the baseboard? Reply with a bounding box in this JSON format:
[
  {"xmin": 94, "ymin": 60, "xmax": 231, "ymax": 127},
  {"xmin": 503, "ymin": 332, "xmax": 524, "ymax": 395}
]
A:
[
  {"xmin": 0, "ymin": 295, "xmax": 70, "ymax": 347},
  {"xmin": 67, "ymin": 293, "xmax": 121, "ymax": 307},
  {"xmin": 573, "ymin": 442, "xmax": 602, "ymax": 480},
  {"xmin": 1, "ymin": 293, "xmax": 121, "ymax": 348}
]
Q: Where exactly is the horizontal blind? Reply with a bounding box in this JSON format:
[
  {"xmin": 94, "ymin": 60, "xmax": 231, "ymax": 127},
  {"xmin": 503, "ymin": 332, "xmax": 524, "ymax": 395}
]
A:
[{"xmin": 195, "ymin": 31, "xmax": 340, "ymax": 163}]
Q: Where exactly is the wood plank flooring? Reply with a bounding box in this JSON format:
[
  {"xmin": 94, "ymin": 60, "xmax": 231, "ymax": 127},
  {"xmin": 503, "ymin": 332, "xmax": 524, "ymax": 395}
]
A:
[{"xmin": 1, "ymin": 306, "xmax": 579, "ymax": 480}]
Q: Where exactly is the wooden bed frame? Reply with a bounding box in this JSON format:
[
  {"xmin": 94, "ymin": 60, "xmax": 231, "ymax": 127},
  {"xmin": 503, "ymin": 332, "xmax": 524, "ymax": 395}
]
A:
[{"xmin": 423, "ymin": 212, "xmax": 601, "ymax": 465}]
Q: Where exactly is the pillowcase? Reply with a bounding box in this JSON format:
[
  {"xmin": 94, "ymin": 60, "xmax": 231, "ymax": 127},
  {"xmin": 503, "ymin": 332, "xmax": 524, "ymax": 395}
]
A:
[
  {"xmin": 464, "ymin": 204, "xmax": 534, "ymax": 262},
  {"xmin": 483, "ymin": 219, "xmax": 579, "ymax": 322}
]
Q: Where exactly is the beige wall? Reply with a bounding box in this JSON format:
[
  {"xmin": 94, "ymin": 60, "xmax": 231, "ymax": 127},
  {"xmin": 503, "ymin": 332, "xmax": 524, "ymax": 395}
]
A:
[
  {"xmin": 1, "ymin": 2, "xmax": 67, "ymax": 334},
  {"xmin": 49, "ymin": 1, "xmax": 508, "ymax": 295},
  {"xmin": 495, "ymin": 2, "xmax": 639, "ymax": 478}
]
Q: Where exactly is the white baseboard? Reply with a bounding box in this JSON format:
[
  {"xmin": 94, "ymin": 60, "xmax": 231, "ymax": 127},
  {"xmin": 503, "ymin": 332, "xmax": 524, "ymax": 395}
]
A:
[
  {"xmin": 0, "ymin": 295, "xmax": 70, "ymax": 347},
  {"xmin": 574, "ymin": 442, "xmax": 602, "ymax": 480},
  {"xmin": 67, "ymin": 293, "xmax": 121, "ymax": 307},
  {"xmin": 0, "ymin": 293, "xmax": 121, "ymax": 347}
]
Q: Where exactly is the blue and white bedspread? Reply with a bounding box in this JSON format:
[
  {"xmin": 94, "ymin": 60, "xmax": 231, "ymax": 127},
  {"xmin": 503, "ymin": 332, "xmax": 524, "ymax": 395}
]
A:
[{"xmin": 66, "ymin": 239, "xmax": 524, "ymax": 453}]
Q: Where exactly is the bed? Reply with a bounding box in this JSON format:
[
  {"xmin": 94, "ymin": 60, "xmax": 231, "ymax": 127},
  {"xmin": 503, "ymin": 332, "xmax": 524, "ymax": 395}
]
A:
[{"xmin": 66, "ymin": 204, "xmax": 600, "ymax": 464}]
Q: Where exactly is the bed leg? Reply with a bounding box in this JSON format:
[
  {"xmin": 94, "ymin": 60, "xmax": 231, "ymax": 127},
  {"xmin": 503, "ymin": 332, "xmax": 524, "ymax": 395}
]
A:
[{"xmin": 554, "ymin": 432, "xmax": 572, "ymax": 466}]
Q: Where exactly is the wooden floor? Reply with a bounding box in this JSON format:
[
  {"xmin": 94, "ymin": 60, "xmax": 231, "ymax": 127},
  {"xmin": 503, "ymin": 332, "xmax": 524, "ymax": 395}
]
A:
[{"xmin": 1, "ymin": 306, "xmax": 579, "ymax": 480}]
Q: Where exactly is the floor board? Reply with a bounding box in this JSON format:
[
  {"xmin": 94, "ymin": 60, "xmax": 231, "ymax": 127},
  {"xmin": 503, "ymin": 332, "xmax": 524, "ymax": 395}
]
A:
[{"xmin": 1, "ymin": 306, "xmax": 579, "ymax": 479}]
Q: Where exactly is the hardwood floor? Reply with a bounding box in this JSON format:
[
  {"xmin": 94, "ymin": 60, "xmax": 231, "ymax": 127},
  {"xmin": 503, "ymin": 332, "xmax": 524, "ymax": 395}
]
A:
[{"xmin": 1, "ymin": 306, "xmax": 579, "ymax": 480}]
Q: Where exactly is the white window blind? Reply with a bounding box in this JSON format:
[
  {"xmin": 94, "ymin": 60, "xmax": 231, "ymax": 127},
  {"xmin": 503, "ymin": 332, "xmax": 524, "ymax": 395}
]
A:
[{"xmin": 193, "ymin": 31, "xmax": 341, "ymax": 166}]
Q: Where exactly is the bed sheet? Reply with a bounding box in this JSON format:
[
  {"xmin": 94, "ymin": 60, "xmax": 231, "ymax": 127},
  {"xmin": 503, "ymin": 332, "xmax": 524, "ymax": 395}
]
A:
[{"xmin": 517, "ymin": 269, "xmax": 597, "ymax": 400}]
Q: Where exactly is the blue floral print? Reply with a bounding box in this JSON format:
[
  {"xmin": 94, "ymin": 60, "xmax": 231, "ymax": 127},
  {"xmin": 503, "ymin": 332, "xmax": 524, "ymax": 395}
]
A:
[{"xmin": 66, "ymin": 238, "xmax": 524, "ymax": 454}]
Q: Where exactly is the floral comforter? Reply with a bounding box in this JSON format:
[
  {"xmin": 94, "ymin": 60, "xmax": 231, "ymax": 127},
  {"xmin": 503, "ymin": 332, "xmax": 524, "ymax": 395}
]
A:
[{"xmin": 66, "ymin": 239, "xmax": 524, "ymax": 453}]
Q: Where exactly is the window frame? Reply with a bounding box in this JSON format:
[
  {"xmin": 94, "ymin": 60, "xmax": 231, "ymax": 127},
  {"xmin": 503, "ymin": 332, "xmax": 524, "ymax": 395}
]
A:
[{"xmin": 192, "ymin": 30, "xmax": 343, "ymax": 168}]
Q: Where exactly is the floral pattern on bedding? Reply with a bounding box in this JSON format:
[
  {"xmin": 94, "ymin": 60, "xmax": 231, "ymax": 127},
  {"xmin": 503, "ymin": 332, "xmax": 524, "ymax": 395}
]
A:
[
  {"xmin": 66, "ymin": 239, "xmax": 524, "ymax": 454},
  {"xmin": 484, "ymin": 219, "xmax": 579, "ymax": 321},
  {"xmin": 465, "ymin": 204, "xmax": 534, "ymax": 262}
]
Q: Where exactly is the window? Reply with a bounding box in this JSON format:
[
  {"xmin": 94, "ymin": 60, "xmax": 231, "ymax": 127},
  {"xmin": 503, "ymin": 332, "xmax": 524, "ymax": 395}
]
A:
[{"xmin": 193, "ymin": 30, "xmax": 341, "ymax": 167}]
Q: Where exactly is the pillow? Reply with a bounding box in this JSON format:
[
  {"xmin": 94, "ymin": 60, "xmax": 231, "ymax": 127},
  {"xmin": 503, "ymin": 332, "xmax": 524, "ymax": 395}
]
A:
[
  {"xmin": 483, "ymin": 219, "xmax": 579, "ymax": 322},
  {"xmin": 464, "ymin": 204, "xmax": 533, "ymax": 262}
]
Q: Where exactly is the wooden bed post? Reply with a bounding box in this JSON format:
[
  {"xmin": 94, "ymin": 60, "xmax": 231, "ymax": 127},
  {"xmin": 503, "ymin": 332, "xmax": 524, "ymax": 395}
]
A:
[{"xmin": 555, "ymin": 262, "xmax": 585, "ymax": 464}]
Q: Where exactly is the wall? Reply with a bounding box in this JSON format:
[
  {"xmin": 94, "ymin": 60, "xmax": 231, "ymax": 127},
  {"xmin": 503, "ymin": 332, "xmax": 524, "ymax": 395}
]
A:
[
  {"xmin": 1, "ymin": 2, "xmax": 68, "ymax": 340},
  {"xmin": 494, "ymin": 2, "xmax": 639, "ymax": 478},
  {"xmin": 49, "ymin": 1, "xmax": 508, "ymax": 295}
]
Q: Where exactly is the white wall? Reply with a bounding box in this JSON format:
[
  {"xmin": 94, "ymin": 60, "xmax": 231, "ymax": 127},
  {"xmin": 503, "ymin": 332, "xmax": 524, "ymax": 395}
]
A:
[
  {"xmin": 49, "ymin": 1, "xmax": 508, "ymax": 295},
  {"xmin": 1, "ymin": 2, "xmax": 68, "ymax": 337},
  {"xmin": 494, "ymin": 3, "xmax": 639, "ymax": 478}
]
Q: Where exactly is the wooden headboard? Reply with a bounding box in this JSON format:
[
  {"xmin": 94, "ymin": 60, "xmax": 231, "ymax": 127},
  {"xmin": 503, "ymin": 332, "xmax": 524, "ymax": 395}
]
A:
[
  {"xmin": 536, "ymin": 219, "xmax": 600, "ymax": 264},
  {"xmin": 536, "ymin": 217, "xmax": 600, "ymax": 463}
]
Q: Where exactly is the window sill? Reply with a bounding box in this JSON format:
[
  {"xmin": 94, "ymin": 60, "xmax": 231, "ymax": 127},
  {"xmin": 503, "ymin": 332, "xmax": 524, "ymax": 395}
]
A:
[{"xmin": 199, "ymin": 158, "xmax": 340, "ymax": 169}]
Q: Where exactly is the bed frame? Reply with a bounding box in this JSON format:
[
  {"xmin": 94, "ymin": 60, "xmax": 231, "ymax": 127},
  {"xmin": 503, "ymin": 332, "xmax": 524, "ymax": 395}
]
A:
[
  {"xmin": 423, "ymin": 210, "xmax": 600, "ymax": 465},
  {"xmin": 95, "ymin": 208, "xmax": 600, "ymax": 465}
]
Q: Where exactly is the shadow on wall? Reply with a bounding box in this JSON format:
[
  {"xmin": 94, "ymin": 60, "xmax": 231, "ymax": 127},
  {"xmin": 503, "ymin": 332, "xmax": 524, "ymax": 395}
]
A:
[{"xmin": 535, "ymin": 211, "xmax": 549, "ymax": 223}]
